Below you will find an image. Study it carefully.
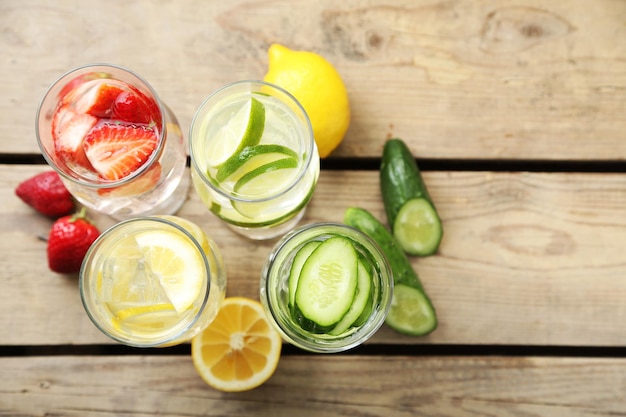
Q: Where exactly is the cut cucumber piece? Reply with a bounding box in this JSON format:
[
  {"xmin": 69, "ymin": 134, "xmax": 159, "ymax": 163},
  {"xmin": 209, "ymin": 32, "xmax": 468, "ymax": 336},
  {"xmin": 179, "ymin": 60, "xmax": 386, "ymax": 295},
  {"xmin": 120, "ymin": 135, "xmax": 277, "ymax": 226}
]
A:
[
  {"xmin": 380, "ymin": 138, "xmax": 443, "ymax": 256},
  {"xmin": 393, "ymin": 198, "xmax": 443, "ymax": 256},
  {"xmin": 288, "ymin": 241, "xmax": 321, "ymax": 308},
  {"xmin": 386, "ymin": 284, "xmax": 437, "ymax": 337},
  {"xmin": 329, "ymin": 260, "xmax": 372, "ymax": 335},
  {"xmin": 205, "ymin": 97, "xmax": 265, "ymax": 167},
  {"xmin": 344, "ymin": 207, "xmax": 437, "ymax": 336},
  {"xmin": 294, "ymin": 237, "xmax": 358, "ymax": 328},
  {"xmin": 215, "ymin": 144, "xmax": 298, "ymax": 183}
]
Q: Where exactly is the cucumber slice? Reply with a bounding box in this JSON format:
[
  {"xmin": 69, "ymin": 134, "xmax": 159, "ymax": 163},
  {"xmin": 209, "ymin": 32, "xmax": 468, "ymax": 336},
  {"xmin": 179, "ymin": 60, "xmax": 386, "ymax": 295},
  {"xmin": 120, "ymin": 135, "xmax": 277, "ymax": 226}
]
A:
[
  {"xmin": 329, "ymin": 260, "xmax": 372, "ymax": 335},
  {"xmin": 386, "ymin": 284, "xmax": 437, "ymax": 336},
  {"xmin": 288, "ymin": 241, "xmax": 321, "ymax": 308},
  {"xmin": 393, "ymin": 198, "xmax": 443, "ymax": 256},
  {"xmin": 294, "ymin": 237, "xmax": 358, "ymax": 328}
]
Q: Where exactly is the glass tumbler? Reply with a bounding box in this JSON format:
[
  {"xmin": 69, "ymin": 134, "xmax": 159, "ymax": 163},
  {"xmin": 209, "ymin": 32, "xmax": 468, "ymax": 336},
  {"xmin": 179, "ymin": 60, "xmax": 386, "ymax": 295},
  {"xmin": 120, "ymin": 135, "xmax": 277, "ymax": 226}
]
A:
[
  {"xmin": 190, "ymin": 80, "xmax": 320, "ymax": 240},
  {"xmin": 260, "ymin": 223, "xmax": 394, "ymax": 353},
  {"xmin": 36, "ymin": 63, "xmax": 190, "ymax": 220},
  {"xmin": 80, "ymin": 215, "xmax": 227, "ymax": 347}
]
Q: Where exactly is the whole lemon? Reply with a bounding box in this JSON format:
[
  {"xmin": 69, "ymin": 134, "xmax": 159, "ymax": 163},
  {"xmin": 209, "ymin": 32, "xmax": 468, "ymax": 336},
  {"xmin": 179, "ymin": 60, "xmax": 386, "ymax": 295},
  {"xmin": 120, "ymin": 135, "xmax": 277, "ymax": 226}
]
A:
[{"xmin": 263, "ymin": 44, "xmax": 350, "ymax": 158}]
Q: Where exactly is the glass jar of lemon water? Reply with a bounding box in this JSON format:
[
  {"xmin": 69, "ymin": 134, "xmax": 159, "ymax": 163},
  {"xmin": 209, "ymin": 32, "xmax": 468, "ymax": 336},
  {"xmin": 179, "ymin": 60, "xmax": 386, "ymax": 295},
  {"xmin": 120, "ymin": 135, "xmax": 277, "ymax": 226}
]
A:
[{"xmin": 80, "ymin": 216, "xmax": 226, "ymax": 347}]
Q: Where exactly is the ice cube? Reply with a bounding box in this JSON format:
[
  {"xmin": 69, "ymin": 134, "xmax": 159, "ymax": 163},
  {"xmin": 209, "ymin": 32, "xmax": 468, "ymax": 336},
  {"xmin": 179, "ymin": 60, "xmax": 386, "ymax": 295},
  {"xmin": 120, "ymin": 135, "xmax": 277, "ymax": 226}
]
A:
[{"xmin": 98, "ymin": 257, "xmax": 172, "ymax": 306}]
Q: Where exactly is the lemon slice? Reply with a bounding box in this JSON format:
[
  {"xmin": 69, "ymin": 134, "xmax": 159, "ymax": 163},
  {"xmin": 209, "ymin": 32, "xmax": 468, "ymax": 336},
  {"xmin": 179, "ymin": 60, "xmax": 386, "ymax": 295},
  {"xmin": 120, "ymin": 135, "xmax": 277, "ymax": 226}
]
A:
[
  {"xmin": 134, "ymin": 229, "xmax": 205, "ymax": 313},
  {"xmin": 205, "ymin": 97, "xmax": 265, "ymax": 167},
  {"xmin": 113, "ymin": 303, "xmax": 178, "ymax": 324},
  {"xmin": 154, "ymin": 215, "xmax": 211, "ymax": 254},
  {"xmin": 192, "ymin": 297, "xmax": 282, "ymax": 392}
]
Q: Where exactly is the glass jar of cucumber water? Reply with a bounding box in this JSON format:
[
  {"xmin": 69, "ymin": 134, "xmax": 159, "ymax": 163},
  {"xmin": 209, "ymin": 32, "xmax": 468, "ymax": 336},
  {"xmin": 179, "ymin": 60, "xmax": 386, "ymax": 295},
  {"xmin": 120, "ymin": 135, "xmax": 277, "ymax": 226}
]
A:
[{"xmin": 260, "ymin": 223, "xmax": 394, "ymax": 353}]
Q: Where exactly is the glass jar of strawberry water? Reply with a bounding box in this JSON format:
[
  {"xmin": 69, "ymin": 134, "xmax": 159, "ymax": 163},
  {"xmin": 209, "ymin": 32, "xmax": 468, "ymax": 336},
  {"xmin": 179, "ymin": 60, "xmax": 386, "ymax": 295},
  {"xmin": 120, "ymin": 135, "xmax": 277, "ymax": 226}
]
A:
[{"xmin": 36, "ymin": 64, "xmax": 189, "ymax": 220}]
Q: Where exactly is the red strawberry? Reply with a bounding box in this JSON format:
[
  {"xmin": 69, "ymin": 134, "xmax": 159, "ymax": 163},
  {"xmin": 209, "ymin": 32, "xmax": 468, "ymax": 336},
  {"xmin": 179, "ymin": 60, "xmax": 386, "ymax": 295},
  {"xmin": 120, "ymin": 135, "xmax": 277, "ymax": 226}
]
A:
[
  {"xmin": 47, "ymin": 208, "xmax": 100, "ymax": 274},
  {"xmin": 15, "ymin": 171, "xmax": 75, "ymax": 217},
  {"xmin": 112, "ymin": 89, "xmax": 158, "ymax": 125},
  {"xmin": 82, "ymin": 123, "xmax": 158, "ymax": 181},
  {"xmin": 52, "ymin": 106, "xmax": 97, "ymax": 169},
  {"xmin": 74, "ymin": 80, "xmax": 124, "ymax": 118}
]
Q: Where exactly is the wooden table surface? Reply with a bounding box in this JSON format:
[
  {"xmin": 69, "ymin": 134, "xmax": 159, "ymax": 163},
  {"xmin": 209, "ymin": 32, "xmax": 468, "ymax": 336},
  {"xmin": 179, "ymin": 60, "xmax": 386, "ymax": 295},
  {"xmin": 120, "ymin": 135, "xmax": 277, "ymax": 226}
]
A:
[{"xmin": 2, "ymin": 1, "xmax": 625, "ymax": 415}]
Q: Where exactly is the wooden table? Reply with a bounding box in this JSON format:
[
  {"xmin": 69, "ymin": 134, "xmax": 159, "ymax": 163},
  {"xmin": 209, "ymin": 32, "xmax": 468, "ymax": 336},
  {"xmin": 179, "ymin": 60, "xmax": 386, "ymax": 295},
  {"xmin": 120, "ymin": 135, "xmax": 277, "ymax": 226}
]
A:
[{"xmin": 2, "ymin": 1, "xmax": 625, "ymax": 415}]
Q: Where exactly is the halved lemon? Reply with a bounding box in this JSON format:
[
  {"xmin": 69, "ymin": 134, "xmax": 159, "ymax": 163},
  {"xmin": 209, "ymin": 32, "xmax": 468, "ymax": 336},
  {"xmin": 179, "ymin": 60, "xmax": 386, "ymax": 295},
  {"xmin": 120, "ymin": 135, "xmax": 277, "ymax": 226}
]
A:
[{"xmin": 191, "ymin": 297, "xmax": 282, "ymax": 392}]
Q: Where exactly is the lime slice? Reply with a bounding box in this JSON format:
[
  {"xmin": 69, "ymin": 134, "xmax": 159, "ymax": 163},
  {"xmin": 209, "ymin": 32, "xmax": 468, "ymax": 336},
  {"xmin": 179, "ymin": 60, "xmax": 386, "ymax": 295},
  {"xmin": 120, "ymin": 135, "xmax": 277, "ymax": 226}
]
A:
[
  {"xmin": 393, "ymin": 198, "xmax": 443, "ymax": 256},
  {"xmin": 134, "ymin": 230, "xmax": 205, "ymax": 313},
  {"xmin": 231, "ymin": 157, "xmax": 298, "ymax": 219},
  {"xmin": 205, "ymin": 97, "xmax": 265, "ymax": 167},
  {"xmin": 233, "ymin": 157, "xmax": 298, "ymax": 198},
  {"xmin": 215, "ymin": 144, "xmax": 298, "ymax": 183}
]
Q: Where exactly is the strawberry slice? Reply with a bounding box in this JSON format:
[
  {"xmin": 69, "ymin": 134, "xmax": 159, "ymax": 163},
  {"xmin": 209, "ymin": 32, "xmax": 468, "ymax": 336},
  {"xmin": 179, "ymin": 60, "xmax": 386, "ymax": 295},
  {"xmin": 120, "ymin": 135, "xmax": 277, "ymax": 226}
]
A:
[
  {"xmin": 83, "ymin": 123, "xmax": 158, "ymax": 181},
  {"xmin": 74, "ymin": 79, "xmax": 124, "ymax": 118},
  {"xmin": 52, "ymin": 106, "xmax": 98, "ymax": 169},
  {"xmin": 58, "ymin": 72, "xmax": 110, "ymax": 104},
  {"xmin": 113, "ymin": 86, "xmax": 162, "ymax": 128}
]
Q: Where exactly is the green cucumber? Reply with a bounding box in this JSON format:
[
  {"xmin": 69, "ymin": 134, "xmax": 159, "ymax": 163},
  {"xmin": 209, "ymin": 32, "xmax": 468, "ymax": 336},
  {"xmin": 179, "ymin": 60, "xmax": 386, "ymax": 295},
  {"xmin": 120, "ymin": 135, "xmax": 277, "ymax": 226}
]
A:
[
  {"xmin": 344, "ymin": 207, "xmax": 437, "ymax": 336},
  {"xmin": 380, "ymin": 138, "xmax": 443, "ymax": 256},
  {"xmin": 293, "ymin": 237, "xmax": 358, "ymax": 329},
  {"xmin": 288, "ymin": 241, "xmax": 321, "ymax": 308},
  {"xmin": 329, "ymin": 260, "xmax": 372, "ymax": 335}
]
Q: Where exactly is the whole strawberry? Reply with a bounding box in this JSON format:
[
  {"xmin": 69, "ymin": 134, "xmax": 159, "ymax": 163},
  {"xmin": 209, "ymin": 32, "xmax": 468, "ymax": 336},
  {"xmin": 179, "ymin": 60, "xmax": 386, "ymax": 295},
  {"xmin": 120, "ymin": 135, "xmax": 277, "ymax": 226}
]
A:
[
  {"xmin": 47, "ymin": 208, "xmax": 100, "ymax": 273},
  {"xmin": 15, "ymin": 171, "xmax": 75, "ymax": 217}
]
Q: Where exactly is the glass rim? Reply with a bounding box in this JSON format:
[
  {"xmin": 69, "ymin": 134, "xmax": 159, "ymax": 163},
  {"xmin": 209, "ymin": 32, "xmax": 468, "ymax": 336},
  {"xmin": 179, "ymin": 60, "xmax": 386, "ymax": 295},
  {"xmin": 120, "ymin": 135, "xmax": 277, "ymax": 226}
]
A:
[
  {"xmin": 260, "ymin": 222, "xmax": 394, "ymax": 353},
  {"xmin": 35, "ymin": 63, "xmax": 167, "ymax": 188},
  {"xmin": 79, "ymin": 216, "xmax": 212, "ymax": 347},
  {"xmin": 189, "ymin": 79, "xmax": 316, "ymax": 204}
]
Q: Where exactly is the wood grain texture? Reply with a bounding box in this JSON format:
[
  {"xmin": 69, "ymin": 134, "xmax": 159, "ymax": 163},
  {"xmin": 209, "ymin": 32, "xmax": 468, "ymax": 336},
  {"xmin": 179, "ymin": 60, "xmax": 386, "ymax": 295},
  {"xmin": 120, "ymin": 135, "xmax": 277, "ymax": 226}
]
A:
[
  {"xmin": 2, "ymin": 355, "xmax": 625, "ymax": 416},
  {"xmin": 1, "ymin": 0, "xmax": 625, "ymax": 159},
  {"xmin": 3, "ymin": 165, "xmax": 625, "ymax": 346}
]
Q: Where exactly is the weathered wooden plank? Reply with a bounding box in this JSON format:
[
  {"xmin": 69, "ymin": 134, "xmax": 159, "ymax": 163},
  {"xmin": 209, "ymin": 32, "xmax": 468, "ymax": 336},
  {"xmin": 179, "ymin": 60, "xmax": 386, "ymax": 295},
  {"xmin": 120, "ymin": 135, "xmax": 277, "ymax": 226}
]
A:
[
  {"xmin": 2, "ymin": 355, "xmax": 625, "ymax": 416},
  {"xmin": 1, "ymin": 0, "xmax": 625, "ymax": 159},
  {"xmin": 2, "ymin": 165, "xmax": 626, "ymax": 346}
]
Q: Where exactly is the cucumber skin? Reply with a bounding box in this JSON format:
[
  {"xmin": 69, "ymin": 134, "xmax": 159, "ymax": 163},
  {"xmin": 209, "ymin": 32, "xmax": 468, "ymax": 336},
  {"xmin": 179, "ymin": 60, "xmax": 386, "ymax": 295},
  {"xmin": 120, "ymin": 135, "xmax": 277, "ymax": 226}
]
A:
[
  {"xmin": 345, "ymin": 207, "xmax": 423, "ymax": 290},
  {"xmin": 344, "ymin": 207, "xmax": 437, "ymax": 336},
  {"xmin": 380, "ymin": 138, "xmax": 442, "ymax": 254}
]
